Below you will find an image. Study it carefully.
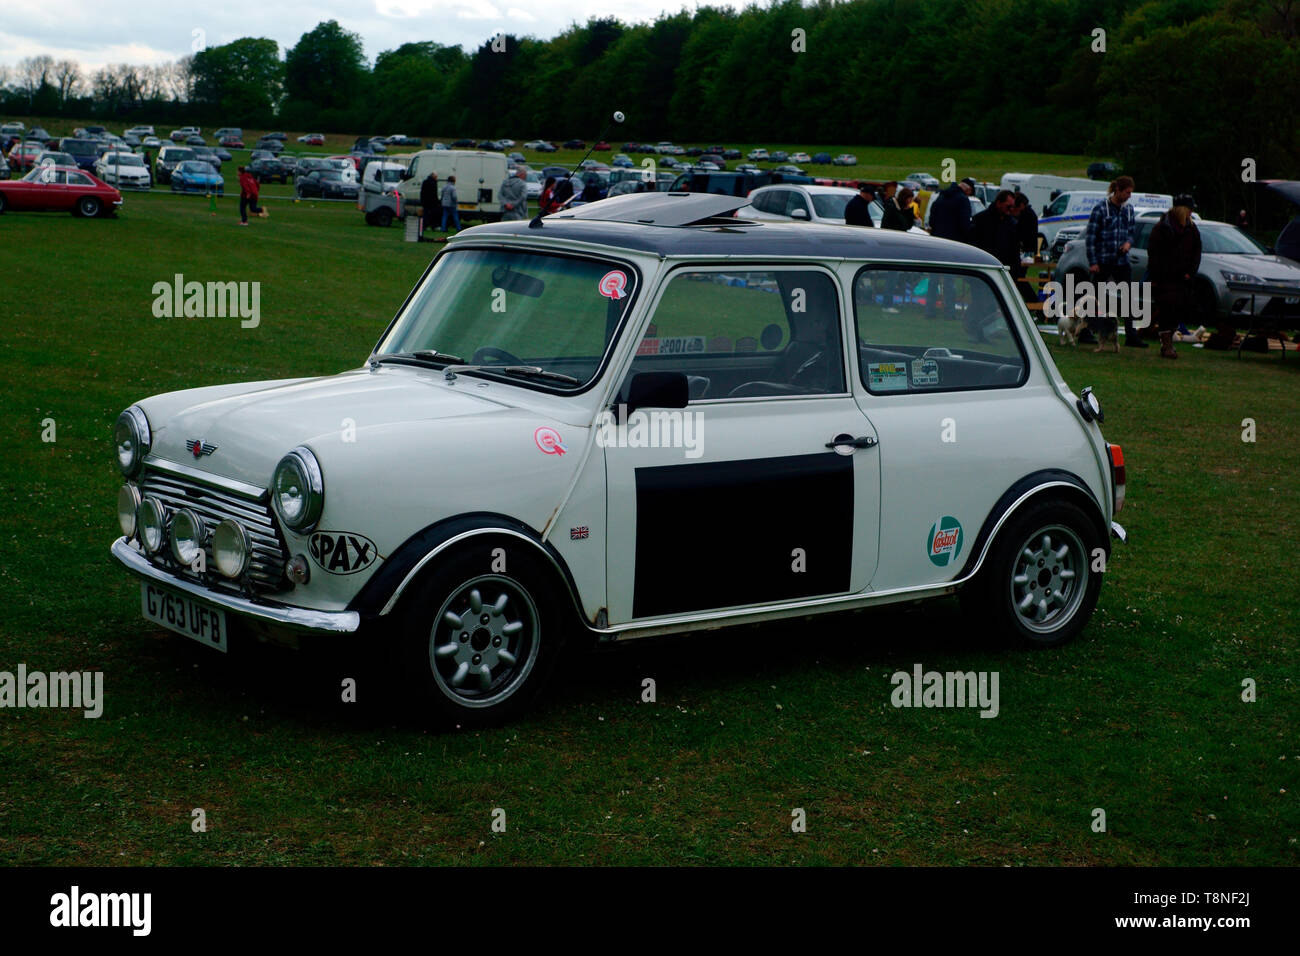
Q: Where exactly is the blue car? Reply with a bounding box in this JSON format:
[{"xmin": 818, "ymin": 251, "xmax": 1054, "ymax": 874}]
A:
[{"xmin": 170, "ymin": 160, "xmax": 224, "ymax": 195}]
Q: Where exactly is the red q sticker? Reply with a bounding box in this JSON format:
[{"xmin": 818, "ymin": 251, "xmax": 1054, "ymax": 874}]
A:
[
  {"xmin": 534, "ymin": 426, "xmax": 566, "ymax": 455},
  {"xmin": 598, "ymin": 270, "xmax": 628, "ymax": 300}
]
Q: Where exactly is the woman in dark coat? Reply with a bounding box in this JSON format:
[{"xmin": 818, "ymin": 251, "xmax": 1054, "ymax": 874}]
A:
[
  {"xmin": 419, "ymin": 172, "xmax": 440, "ymax": 233},
  {"xmin": 1147, "ymin": 194, "xmax": 1202, "ymax": 359}
]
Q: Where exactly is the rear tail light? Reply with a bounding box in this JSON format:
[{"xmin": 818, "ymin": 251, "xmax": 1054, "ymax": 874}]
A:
[{"xmin": 1108, "ymin": 443, "xmax": 1125, "ymax": 513}]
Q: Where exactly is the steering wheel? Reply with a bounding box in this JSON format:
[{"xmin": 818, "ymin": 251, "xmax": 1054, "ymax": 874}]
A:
[{"xmin": 471, "ymin": 346, "xmax": 524, "ymax": 366}]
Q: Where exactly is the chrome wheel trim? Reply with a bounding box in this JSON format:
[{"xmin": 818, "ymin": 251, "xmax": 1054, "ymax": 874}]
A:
[
  {"xmin": 1009, "ymin": 524, "xmax": 1087, "ymax": 634},
  {"xmin": 429, "ymin": 574, "xmax": 540, "ymax": 709}
]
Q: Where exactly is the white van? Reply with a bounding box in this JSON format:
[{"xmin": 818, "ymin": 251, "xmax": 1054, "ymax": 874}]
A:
[
  {"xmin": 362, "ymin": 149, "xmax": 508, "ymax": 227},
  {"xmin": 1038, "ymin": 190, "xmax": 1175, "ymax": 256},
  {"xmin": 1000, "ymin": 173, "xmax": 1099, "ymax": 216}
]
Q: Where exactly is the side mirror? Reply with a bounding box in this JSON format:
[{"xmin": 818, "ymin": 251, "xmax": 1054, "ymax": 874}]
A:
[
  {"xmin": 790, "ymin": 207, "xmax": 809, "ymax": 220},
  {"xmin": 626, "ymin": 371, "xmax": 689, "ymax": 413}
]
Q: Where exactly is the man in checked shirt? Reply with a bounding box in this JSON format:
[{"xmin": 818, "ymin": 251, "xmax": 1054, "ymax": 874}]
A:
[{"xmin": 1085, "ymin": 175, "xmax": 1147, "ymax": 348}]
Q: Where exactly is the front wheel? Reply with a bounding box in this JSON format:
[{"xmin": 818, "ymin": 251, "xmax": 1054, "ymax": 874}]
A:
[
  {"xmin": 966, "ymin": 498, "xmax": 1103, "ymax": 648},
  {"xmin": 398, "ymin": 545, "xmax": 568, "ymax": 726},
  {"xmin": 76, "ymin": 196, "xmax": 101, "ymax": 217}
]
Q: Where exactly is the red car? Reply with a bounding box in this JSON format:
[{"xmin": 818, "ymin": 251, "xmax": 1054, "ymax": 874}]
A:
[
  {"xmin": 0, "ymin": 165, "xmax": 122, "ymax": 217},
  {"xmin": 300, "ymin": 133, "xmax": 325, "ymax": 146},
  {"xmin": 594, "ymin": 141, "xmax": 611, "ymax": 151},
  {"xmin": 219, "ymin": 136, "xmax": 244, "ymax": 148},
  {"xmin": 7, "ymin": 142, "xmax": 45, "ymax": 172},
  {"xmin": 329, "ymin": 153, "xmax": 361, "ymax": 170}
]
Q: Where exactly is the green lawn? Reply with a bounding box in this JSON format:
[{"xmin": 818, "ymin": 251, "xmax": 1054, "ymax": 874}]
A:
[{"xmin": 0, "ymin": 190, "xmax": 1296, "ymax": 866}]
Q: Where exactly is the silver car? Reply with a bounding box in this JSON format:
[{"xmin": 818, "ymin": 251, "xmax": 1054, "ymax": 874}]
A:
[{"xmin": 1055, "ymin": 213, "xmax": 1300, "ymax": 323}]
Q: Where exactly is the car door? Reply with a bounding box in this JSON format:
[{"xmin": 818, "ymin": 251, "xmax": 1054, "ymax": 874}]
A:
[{"xmin": 602, "ymin": 265, "xmax": 881, "ymax": 624}]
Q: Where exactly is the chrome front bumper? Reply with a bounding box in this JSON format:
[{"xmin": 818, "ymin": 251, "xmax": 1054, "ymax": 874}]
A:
[{"xmin": 111, "ymin": 537, "xmax": 360, "ymax": 634}]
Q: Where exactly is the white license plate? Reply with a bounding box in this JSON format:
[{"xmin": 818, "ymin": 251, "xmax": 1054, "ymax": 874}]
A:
[{"xmin": 141, "ymin": 583, "xmax": 228, "ymax": 652}]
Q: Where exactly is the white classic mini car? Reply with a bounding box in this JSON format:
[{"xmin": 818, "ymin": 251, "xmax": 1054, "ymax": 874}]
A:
[{"xmin": 112, "ymin": 192, "xmax": 1127, "ymax": 725}]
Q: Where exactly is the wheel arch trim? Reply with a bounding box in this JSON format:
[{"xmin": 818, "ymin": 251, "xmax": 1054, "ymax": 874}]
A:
[{"xmin": 953, "ymin": 471, "xmax": 1108, "ymax": 585}]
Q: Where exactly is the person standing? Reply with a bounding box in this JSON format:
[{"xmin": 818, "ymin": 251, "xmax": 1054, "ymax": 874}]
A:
[
  {"xmin": 419, "ymin": 171, "xmax": 440, "ymax": 233},
  {"xmin": 880, "ymin": 181, "xmax": 911, "ymax": 230},
  {"xmin": 972, "ymin": 190, "xmax": 1020, "ymax": 267},
  {"xmin": 539, "ymin": 176, "xmax": 558, "ymax": 215},
  {"xmin": 928, "ymin": 177, "xmax": 976, "ymax": 242},
  {"xmin": 898, "ymin": 186, "xmax": 921, "ymax": 228},
  {"xmin": 1147, "ymin": 194, "xmax": 1202, "ymax": 360},
  {"xmin": 1085, "ymin": 175, "xmax": 1143, "ymax": 346},
  {"xmin": 237, "ymin": 165, "xmax": 260, "ymax": 225},
  {"xmin": 1009, "ymin": 192, "xmax": 1040, "ymax": 302},
  {"xmin": 440, "ymin": 174, "xmax": 460, "ymax": 233},
  {"xmin": 500, "ymin": 166, "xmax": 528, "ymax": 220},
  {"xmin": 845, "ymin": 181, "xmax": 876, "ymax": 226}
]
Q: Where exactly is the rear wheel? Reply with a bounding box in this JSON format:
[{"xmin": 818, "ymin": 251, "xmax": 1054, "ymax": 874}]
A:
[
  {"xmin": 965, "ymin": 498, "xmax": 1104, "ymax": 648},
  {"xmin": 374, "ymin": 206, "xmax": 394, "ymax": 228},
  {"xmin": 76, "ymin": 196, "xmax": 100, "ymax": 217}
]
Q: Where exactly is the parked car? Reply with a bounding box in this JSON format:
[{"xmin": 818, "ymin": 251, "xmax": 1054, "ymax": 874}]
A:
[
  {"xmin": 155, "ymin": 146, "xmax": 197, "ymax": 184},
  {"xmin": 213, "ymin": 128, "xmax": 242, "ymax": 142},
  {"xmin": 123, "ymin": 133, "xmax": 142, "ymax": 148},
  {"xmin": 386, "ymin": 135, "xmax": 423, "ymax": 148},
  {"xmin": 771, "ymin": 151, "xmax": 789, "ymax": 162},
  {"xmin": 183, "ymin": 134, "xmax": 204, "ymax": 146},
  {"xmin": 0, "ymin": 153, "xmax": 8, "ymax": 180},
  {"xmin": 94, "ymin": 151, "xmax": 151, "ymax": 189},
  {"xmin": 594, "ymin": 140, "xmax": 611, "ymax": 151},
  {"xmin": 772, "ymin": 164, "xmax": 805, "ymax": 176},
  {"xmin": 811, "ymin": 152, "xmax": 832, "ymax": 164},
  {"xmin": 738, "ymin": 184, "xmax": 864, "ymax": 224},
  {"xmin": 327, "ymin": 157, "xmax": 360, "ymax": 183},
  {"xmin": 249, "ymin": 157, "xmax": 289, "ymax": 184},
  {"xmin": 790, "ymin": 152, "xmax": 812, "ymax": 164},
  {"xmin": 170, "ymin": 160, "xmax": 224, "ymax": 195},
  {"xmin": 832, "ymin": 154, "xmax": 859, "ymax": 166},
  {"xmin": 55, "ymin": 138, "xmax": 103, "ymax": 172},
  {"xmin": 1055, "ymin": 213, "xmax": 1300, "ymax": 324},
  {"xmin": 170, "ymin": 127, "xmax": 200, "ymax": 142},
  {"xmin": 698, "ymin": 153, "xmax": 727, "ymax": 170},
  {"xmin": 219, "ymin": 136, "xmax": 244, "ymax": 149},
  {"xmin": 25, "ymin": 127, "xmax": 53, "ymax": 144},
  {"xmin": 1087, "ymin": 162, "xmax": 1119, "ymax": 181},
  {"xmin": 255, "ymin": 138, "xmax": 285, "ymax": 155},
  {"xmin": 0, "ymin": 121, "xmax": 25, "ymax": 137},
  {"xmin": 508, "ymin": 152, "xmax": 526, "ymax": 165},
  {"xmin": 192, "ymin": 146, "xmax": 224, "ymax": 170},
  {"xmin": 905, "ymin": 172, "xmax": 941, "ymax": 191},
  {"xmin": 142, "ymin": 136, "xmax": 162, "ymax": 149},
  {"xmin": 36, "ymin": 150, "xmax": 77, "ymax": 168},
  {"xmin": 0, "ymin": 164, "xmax": 122, "ymax": 216},
  {"xmin": 747, "ymin": 148, "xmax": 770, "ymax": 160},
  {"xmin": 264, "ymin": 132, "xmax": 288, "ymax": 141},
  {"xmin": 723, "ymin": 149, "xmax": 742, "ymax": 160},
  {"xmin": 108, "ymin": 191, "xmax": 1125, "ymax": 726},
  {"xmin": 563, "ymin": 139, "xmax": 586, "ymax": 149},
  {"xmin": 213, "ymin": 146, "xmax": 233, "ymax": 162},
  {"xmin": 295, "ymin": 169, "xmax": 359, "ymax": 200},
  {"xmin": 611, "ymin": 154, "xmax": 634, "ymax": 168},
  {"xmin": 125, "ymin": 125, "xmax": 155, "ymax": 137},
  {"xmin": 294, "ymin": 133, "xmax": 321, "ymax": 145},
  {"xmin": 450, "ymin": 139, "xmax": 476, "ymax": 148},
  {"xmin": 524, "ymin": 140, "xmax": 549, "ymax": 151}
]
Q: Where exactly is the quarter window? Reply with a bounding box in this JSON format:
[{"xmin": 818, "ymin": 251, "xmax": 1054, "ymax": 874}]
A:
[
  {"xmin": 1046, "ymin": 195, "xmax": 1069, "ymax": 217},
  {"xmin": 853, "ymin": 268, "xmax": 1027, "ymax": 393}
]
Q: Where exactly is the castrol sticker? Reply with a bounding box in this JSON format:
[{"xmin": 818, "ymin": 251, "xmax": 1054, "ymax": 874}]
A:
[
  {"xmin": 598, "ymin": 270, "xmax": 629, "ymax": 300},
  {"xmin": 926, "ymin": 516, "xmax": 963, "ymax": 567}
]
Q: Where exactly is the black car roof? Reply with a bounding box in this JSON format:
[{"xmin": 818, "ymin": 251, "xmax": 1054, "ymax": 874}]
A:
[{"xmin": 462, "ymin": 192, "xmax": 999, "ymax": 264}]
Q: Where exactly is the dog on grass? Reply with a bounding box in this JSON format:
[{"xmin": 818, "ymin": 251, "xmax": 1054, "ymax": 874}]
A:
[{"xmin": 1058, "ymin": 312, "xmax": 1082, "ymax": 346}]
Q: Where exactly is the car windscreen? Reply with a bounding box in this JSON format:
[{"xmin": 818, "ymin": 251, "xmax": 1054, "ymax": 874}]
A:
[
  {"xmin": 376, "ymin": 248, "xmax": 639, "ymax": 390},
  {"xmin": 812, "ymin": 194, "xmax": 852, "ymax": 219},
  {"xmin": 105, "ymin": 154, "xmax": 144, "ymax": 166},
  {"xmin": 62, "ymin": 141, "xmax": 97, "ymax": 156},
  {"xmin": 1199, "ymin": 224, "xmax": 1267, "ymax": 255},
  {"xmin": 167, "ymin": 149, "xmax": 196, "ymax": 162}
]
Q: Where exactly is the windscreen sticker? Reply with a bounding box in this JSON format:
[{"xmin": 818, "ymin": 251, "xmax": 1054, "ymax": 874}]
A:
[
  {"xmin": 637, "ymin": 336, "xmax": 705, "ymax": 356},
  {"xmin": 598, "ymin": 270, "xmax": 629, "ymax": 300},
  {"xmin": 911, "ymin": 358, "xmax": 939, "ymax": 386},
  {"xmin": 868, "ymin": 362, "xmax": 909, "ymax": 392}
]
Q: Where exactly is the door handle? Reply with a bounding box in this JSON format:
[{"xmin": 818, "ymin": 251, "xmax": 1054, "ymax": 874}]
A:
[{"xmin": 826, "ymin": 433, "xmax": 877, "ymax": 451}]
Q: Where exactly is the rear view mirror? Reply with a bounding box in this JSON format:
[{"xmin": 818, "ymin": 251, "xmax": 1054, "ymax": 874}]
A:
[{"xmin": 626, "ymin": 372, "xmax": 689, "ymax": 413}]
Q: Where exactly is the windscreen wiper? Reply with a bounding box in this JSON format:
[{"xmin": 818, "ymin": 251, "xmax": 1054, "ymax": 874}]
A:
[
  {"xmin": 445, "ymin": 365, "xmax": 580, "ymax": 385},
  {"xmin": 369, "ymin": 350, "xmax": 466, "ymax": 369}
]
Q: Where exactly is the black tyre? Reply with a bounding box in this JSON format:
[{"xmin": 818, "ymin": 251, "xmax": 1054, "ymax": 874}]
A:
[
  {"xmin": 397, "ymin": 543, "xmax": 569, "ymax": 726},
  {"xmin": 374, "ymin": 206, "xmax": 394, "ymax": 228},
  {"xmin": 0, "ymin": 193, "xmax": 6, "ymax": 214},
  {"xmin": 76, "ymin": 196, "xmax": 101, "ymax": 217},
  {"xmin": 966, "ymin": 498, "xmax": 1103, "ymax": 648}
]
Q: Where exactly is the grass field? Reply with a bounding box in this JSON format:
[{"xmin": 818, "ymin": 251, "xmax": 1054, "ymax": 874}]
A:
[{"xmin": 0, "ymin": 189, "xmax": 1296, "ymax": 866}]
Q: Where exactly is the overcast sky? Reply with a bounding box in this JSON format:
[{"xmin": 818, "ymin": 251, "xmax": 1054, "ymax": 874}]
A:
[{"xmin": 0, "ymin": 1, "xmax": 746, "ymax": 72}]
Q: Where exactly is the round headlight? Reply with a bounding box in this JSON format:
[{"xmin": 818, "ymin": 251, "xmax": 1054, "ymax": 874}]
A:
[
  {"xmin": 169, "ymin": 508, "xmax": 206, "ymax": 567},
  {"xmin": 137, "ymin": 496, "xmax": 167, "ymax": 554},
  {"xmin": 271, "ymin": 447, "xmax": 324, "ymax": 531},
  {"xmin": 114, "ymin": 406, "xmax": 151, "ymax": 478},
  {"xmin": 118, "ymin": 484, "xmax": 141, "ymax": 538},
  {"xmin": 212, "ymin": 519, "xmax": 250, "ymax": 579}
]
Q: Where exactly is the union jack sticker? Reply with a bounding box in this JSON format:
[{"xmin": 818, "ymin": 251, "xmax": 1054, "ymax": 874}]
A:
[{"xmin": 570, "ymin": 526, "xmax": 589, "ymax": 540}]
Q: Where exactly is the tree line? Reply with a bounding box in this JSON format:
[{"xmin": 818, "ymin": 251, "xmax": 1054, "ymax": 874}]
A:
[{"xmin": 2, "ymin": 0, "xmax": 1297, "ymax": 220}]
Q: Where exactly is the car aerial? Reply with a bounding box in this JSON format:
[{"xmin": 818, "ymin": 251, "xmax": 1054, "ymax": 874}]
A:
[
  {"xmin": 905, "ymin": 172, "xmax": 941, "ymax": 191},
  {"xmin": 93, "ymin": 151, "xmax": 151, "ymax": 189},
  {"xmin": 832, "ymin": 154, "xmax": 859, "ymax": 166},
  {"xmin": 8, "ymin": 141, "xmax": 46, "ymax": 172},
  {"xmin": 772, "ymin": 164, "xmax": 805, "ymax": 176},
  {"xmin": 295, "ymin": 169, "xmax": 359, "ymax": 200},
  {"xmin": 790, "ymin": 152, "xmax": 812, "ymax": 164},
  {"xmin": 0, "ymin": 164, "xmax": 122, "ymax": 216},
  {"xmin": 1055, "ymin": 213, "xmax": 1300, "ymax": 325},
  {"xmin": 219, "ymin": 135, "xmax": 244, "ymax": 149},
  {"xmin": 154, "ymin": 146, "xmax": 197, "ymax": 184},
  {"xmin": 298, "ymin": 133, "xmax": 326, "ymax": 146},
  {"xmin": 249, "ymin": 157, "xmax": 289, "ymax": 184},
  {"xmin": 170, "ymin": 160, "xmax": 224, "ymax": 195},
  {"xmin": 747, "ymin": 148, "xmax": 770, "ymax": 160},
  {"xmin": 108, "ymin": 190, "xmax": 1125, "ymax": 726}
]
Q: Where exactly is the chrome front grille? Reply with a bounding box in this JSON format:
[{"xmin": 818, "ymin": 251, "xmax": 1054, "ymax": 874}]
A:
[{"xmin": 139, "ymin": 469, "xmax": 288, "ymax": 592}]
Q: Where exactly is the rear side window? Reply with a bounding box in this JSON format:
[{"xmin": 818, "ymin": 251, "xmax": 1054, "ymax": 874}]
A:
[
  {"xmin": 853, "ymin": 267, "xmax": 1027, "ymax": 394},
  {"xmin": 1045, "ymin": 195, "xmax": 1069, "ymax": 217}
]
